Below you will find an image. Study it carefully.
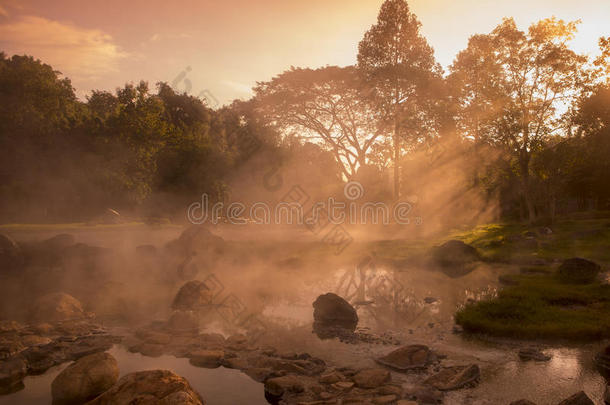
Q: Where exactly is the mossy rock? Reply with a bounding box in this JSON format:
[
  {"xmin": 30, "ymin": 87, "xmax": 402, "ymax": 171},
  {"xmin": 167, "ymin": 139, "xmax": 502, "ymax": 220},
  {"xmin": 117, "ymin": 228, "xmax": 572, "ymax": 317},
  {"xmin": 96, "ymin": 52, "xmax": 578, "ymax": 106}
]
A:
[{"xmin": 557, "ymin": 258, "xmax": 601, "ymax": 284}]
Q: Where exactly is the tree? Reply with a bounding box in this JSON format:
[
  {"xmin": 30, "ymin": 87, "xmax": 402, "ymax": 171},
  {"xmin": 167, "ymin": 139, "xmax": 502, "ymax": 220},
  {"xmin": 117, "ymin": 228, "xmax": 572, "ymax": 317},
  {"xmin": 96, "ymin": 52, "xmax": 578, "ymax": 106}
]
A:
[
  {"xmin": 357, "ymin": 0, "xmax": 442, "ymax": 199},
  {"xmin": 449, "ymin": 18, "xmax": 590, "ymax": 222},
  {"xmin": 254, "ymin": 66, "xmax": 381, "ymax": 180}
]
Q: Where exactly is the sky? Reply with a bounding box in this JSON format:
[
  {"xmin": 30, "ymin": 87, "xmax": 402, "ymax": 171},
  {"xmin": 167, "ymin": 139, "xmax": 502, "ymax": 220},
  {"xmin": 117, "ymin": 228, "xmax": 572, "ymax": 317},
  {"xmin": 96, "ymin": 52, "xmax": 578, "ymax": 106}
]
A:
[{"xmin": 0, "ymin": 0, "xmax": 608, "ymax": 105}]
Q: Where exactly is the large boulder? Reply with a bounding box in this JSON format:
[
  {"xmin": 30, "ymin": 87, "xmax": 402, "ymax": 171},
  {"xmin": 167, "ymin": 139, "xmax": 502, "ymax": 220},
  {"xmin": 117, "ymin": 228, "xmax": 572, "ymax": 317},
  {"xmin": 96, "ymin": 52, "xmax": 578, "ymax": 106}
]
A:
[
  {"xmin": 30, "ymin": 293, "xmax": 86, "ymax": 323},
  {"xmin": 86, "ymin": 369, "xmax": 204, "ymax": 405},
  {"xmin": 557, "ymin": 258, "xmax": 601, "ymax": 284},
  {"xmin": 313, "ymin": 293, "xmax": 358, "ymax": 331},
  {"xmin": 167, "ymin": 310, "xmax": 199, "ymax": 333},
  {"xmin": 0, "ymin": 233, "xmax": 24, "ymax": 274},
  {"xmin": 376, "ymin": 345, "xmax": 437, "ymax": 371},
  {"xmin": 172, "ymin": 281, "xmax": 213, "ymax": 311},
  {"xmin": 431, "ymin": 240, "xmax": 480, "ymax": 277},
  {"xmin": 51, "ymin": 352, "xmax": 119, "ymax": 405}
]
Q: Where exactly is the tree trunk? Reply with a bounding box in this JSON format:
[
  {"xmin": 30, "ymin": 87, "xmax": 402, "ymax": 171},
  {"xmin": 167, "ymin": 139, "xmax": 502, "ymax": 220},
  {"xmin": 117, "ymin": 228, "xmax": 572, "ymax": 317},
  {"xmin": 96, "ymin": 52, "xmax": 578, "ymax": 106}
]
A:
[
  {"xmin": 519, "ymin": 151, "xmax": 535, "ymax": 223},
  {"xmin": 393, "ymin": 120, "xmax": 400, "ymax": 200}
]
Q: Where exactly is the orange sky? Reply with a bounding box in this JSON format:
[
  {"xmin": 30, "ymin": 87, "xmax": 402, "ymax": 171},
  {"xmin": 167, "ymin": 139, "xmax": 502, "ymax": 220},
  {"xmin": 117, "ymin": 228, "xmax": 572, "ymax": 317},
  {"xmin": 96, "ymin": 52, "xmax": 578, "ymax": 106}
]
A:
[{"xmin": 0, "ymin": 0, "xmax": 608, "ymax": 104}]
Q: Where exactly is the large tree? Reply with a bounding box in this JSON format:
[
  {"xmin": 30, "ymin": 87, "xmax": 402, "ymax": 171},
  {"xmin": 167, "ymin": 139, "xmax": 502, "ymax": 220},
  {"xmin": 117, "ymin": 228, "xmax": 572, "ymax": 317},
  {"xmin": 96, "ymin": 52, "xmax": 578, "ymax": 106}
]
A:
[
  {"xmin": 449, "ymin": 18, "xmax": 590, "ymax": 222},
  {"xmin": 357, "ymin": 0, "xmax": 442, "ymax": 199},
  {"xmin": 254, "ymin": 66, "xmax": 381, "ymax": 180}
]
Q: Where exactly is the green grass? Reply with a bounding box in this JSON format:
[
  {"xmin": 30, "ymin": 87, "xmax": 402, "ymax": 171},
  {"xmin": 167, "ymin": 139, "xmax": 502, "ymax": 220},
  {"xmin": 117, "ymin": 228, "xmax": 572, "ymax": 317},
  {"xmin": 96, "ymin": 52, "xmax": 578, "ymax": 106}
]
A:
[{"xmin": 456, "ymin": 274, "xmax": 610, "ymax": 340}]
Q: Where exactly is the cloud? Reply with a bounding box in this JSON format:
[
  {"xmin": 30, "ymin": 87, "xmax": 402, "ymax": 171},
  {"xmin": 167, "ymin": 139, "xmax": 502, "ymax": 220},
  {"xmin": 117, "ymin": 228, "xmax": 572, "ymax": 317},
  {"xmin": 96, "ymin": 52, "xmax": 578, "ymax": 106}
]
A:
[{"xmin": 0, "ymin": 15, "xmax": 128, "ymax": 81}]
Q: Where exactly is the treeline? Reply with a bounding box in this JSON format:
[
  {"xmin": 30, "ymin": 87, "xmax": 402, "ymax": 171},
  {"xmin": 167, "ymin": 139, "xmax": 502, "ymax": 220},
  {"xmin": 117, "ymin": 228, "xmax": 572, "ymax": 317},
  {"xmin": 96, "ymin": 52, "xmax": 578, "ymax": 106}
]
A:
[{"xmin": 0, "ymin": 0, "xmax": 609, "ymax": 224}]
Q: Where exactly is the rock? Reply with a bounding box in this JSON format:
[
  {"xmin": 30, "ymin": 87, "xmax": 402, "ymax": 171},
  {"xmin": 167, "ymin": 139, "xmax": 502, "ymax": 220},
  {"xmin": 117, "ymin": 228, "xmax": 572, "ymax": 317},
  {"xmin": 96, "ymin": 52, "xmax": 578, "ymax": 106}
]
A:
[
  {"xmin": 43, "ymin": 234, "xmax": 76, "ymax": 250},
  {"xmin": 333, "ymin": 381, "xmax": 354, "ymax": 390},
  {"xmin": 30, "ymin": 293, "xmax": 86, "ymax": 323},
  {"xmin": 319, "ymin": 371, "xmax": 345, "ymax": 384},
  {"xmin": 51, "ymin": 352, "xmax": 119, "ymax": 405},
  {"xmin": 510, "ymin": 401, "xmax": 537, "ymax": 405},
  {"xmin": 167, "ymin": 310, "xmax": 199, "ymax": 333},
  {"xmin": 604, "ymin": 384, "xmax": 610, "ymax": 404},
  {"xmin": 557, "ymin": 391, "xmax": 595, "ymax": 405},
  {"xmin": 172, "ymin": 280, "xmax": 214, "ymax": 311},
  {"xmin": 352, "ymin": 368, "xmax": 391, "ymax": 389},
  {"xmin": 404, "ymin": 385, "xmax": 444, "ymax": 404},
  {"xmin": 424, "ymin": 364, "xmax": 480, "ymax": 391},
  {"xmin": 558, "ymin": 258, "xmax": 601, "ymax": 284},
  {"xmin": 518, "ymin": 347, "xmax": 551, "ymax": 362},
  {"xmin": 166, "ymin": 225, "xmax": 225, "ymax": 257},
  {"xmin": 595, "ymin": 345, "xmax": 610, "ymax": 376},
  {"xmin": 373, "ymin": 395, "xmax": 397, "ymax": 404},
  {"xmin": 225, "ymin": 334, "xmax": 248, "ymax": 350},
  {"xmin": 0, "ymin": 357, "xmax": 26, "ymax": 394},
  {"xmin": 431, "ymin": 240, "xmax": 480, "ymax": 277},
  {"xmin": 313, "ymin": 293, "xmax": 358, "ymax": 331},
  {"xmin": 264, "ymin": 375, "xmax": 305, "ymax": 397},
  {"xmin": 396, "ymin": 401, "xmax": 418, "ymax": 405},
  {"xmin": 244, "ymin": 367, "xmax": 274, "ymax": 383},
  {"xmin": 86, "ymin": 369, "xmax": 204, "ymax": 405},
  {"xmin": 0, "ymin": 233, "xmax": 24, "ymax": 274},
  {"xmin": 375, "ymin": 344, "xmax": 436, "ymax": 371},
  {"xmin": 189, "ymin": 350, "xmax": 224, "ymax": 368}
]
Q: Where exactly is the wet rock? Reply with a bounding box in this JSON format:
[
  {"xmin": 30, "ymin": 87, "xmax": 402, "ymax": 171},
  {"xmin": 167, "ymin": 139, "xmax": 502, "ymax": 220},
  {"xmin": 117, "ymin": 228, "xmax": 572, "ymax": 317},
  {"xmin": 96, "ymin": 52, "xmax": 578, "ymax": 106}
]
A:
[
  {"xmin": 0, "ymin": 233, "xmax": 24, "ymax": 274},
  {"xmin": 244, "ymin": 367, "xmax": 275, "ymax": 383},
  {"xmin": 87, "ymin": 369, "xmax": 204, "ymax": 405},
  {"xmin": 396, "ymin": 401, "xmax": 418, "ymax": 405},
  {"xmin": 264, "ymin": 374, "xmax": 305, "ymax": 397},
  {"xmin": 0, "ymin": 357, "xmax": 26, "ymax": 394},
  {"xmin": 431, "ymin": 240, "xmax": 480, "ymax": 277},
  {"xmin": 604, "ymin": 384, "xmax": 610, "ymax": 405},
  {"xmin": 189, "ymin": 350, "xmax": 224, "ymax": 368},
  {"xmin": 313, "ymin": 293, "xmax": 358, "ymax": 330},
  {"xmin": 375, "ymin": 344, "xmax": 436, "ymax": 371},
  {"xmin": 518, "ymin": 347, "xmax": 551, "ymax": 362},
  {"xmin": 510, "ymin": 400, "xmax": 537, "ymax": 405},
  {"xmin": 352, "ymin": 368, "xmax": 391, "ymax": 389},
  {"xmin": 21, "ymin": 335, "xmax": 52, "ymax": 347},
  {"xmin": 172, "ymin": 280, "xmax": 214, "ymax": 311},
  {"xmin": 424, "ymin": 364, "xmax": 480, "ymax": 391},
  {"xmin": 135, "ymin": 329, "xmax": 171, "ymax": 345},
  {"xmin": 51, "ymin": 352, "xmax": 118, "ymax": 405},
  {"xmin": 30, "ymin": 293, "xmax": 86, "ymax": 323},
  {"xmin": 226, "ymin": 333, "xmax": 249, "ymax": 350},
  {"xmin": 167, "ymin": 310, "xmax": 199, "ymax": 333},
  {"xmin": 595, "ymin": 345, "xmax": 610, "ymax": 376},
  {"xmin": 333, "ymin": 381, "xmax": 354, "ymax": 390},
  {"xmin": 558, "ymin": 258, "xmax": 601, "ymax": 284},
  {"xmin": 557, "ymin": 391, "xmax": 595, "ymax": 405}
]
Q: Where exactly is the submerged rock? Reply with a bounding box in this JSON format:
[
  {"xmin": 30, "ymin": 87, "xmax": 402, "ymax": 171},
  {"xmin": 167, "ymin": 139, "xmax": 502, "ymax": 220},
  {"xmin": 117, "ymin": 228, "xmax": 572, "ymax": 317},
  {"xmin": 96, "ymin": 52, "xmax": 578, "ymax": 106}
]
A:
[
  {"xmin": 30, "ymin": 293, "xmax": 86, "ymax": 323},
  {"xmin": 376, "ymin": 344, "xmax": 436, "ymax": 371},
  {"xmin": 312, "ymin": 293, "xmax": 358, "ymax": 331},
  {"xmin": 51, "ymin": 352, "xmax": 119, "ymax": 405},
  {"xmin": 518, "ymin": 347, "xmax": 551, "ymax": 362},
  {"xmin": 86, "ymin": 369, "xmax": 204, "ymax": 405},
  {"xmin": 424, "ymin": 364, "xmax": 480, "ymax": 391},
  {"xmin": 189, "ymin": 350, "xmax": 224, "ymax": 368},
  {"xmin": 558, "ymin": 258, "xmax": 601, "ymax": 284},
  {"xmin": 557, "ymin": 391, "xmax": 595, "ymax": 405}
]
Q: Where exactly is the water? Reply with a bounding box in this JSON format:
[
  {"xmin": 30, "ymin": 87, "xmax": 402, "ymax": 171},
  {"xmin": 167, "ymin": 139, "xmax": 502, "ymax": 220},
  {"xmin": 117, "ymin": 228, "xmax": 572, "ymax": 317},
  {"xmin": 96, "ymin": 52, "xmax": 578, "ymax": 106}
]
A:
[{"xmin": 0, "ymin": 345, "xmax": 267, "ymax": 405}]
